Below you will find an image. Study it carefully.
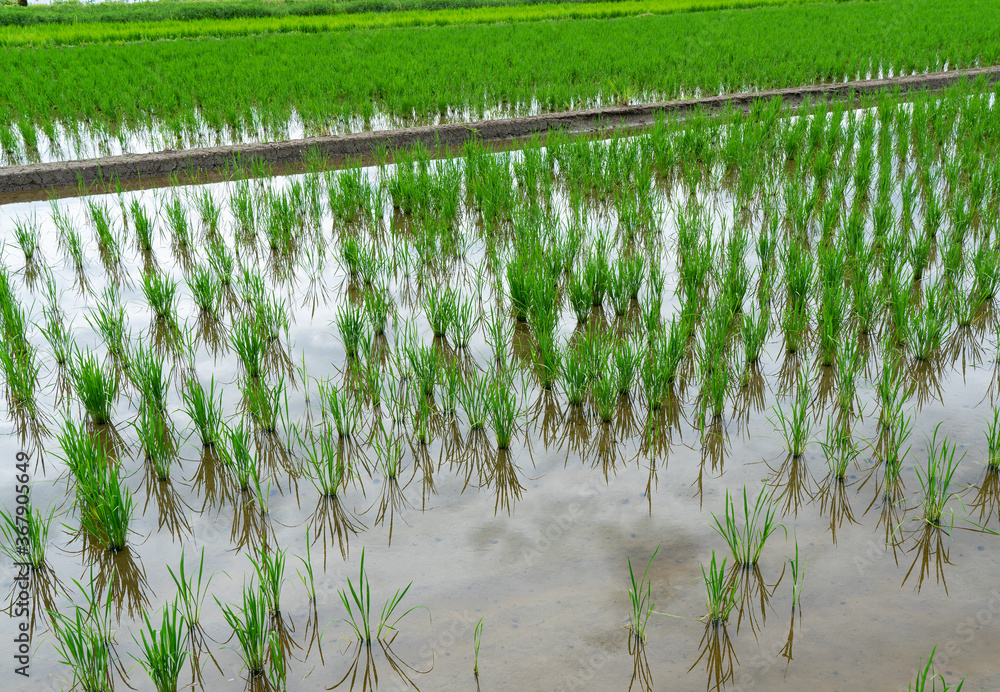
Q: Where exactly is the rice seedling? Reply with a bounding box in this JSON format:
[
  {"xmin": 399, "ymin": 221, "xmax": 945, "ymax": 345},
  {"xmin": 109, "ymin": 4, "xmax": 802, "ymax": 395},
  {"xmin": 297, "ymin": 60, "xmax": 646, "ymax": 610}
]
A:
[
  {"xmin": 593, "ymin": 370, "xmax": 617, "ymax": 423},
  {"xmin": 424, "ymin": 283, "xmax": 456, "ymax": 338},
  {"xmin": 337, "ymin": 547, "xmax": 428, "ymax": 645},
  {"xmin": 89, "ymin": 200, "xmax": 121, "ymax": 264},
  {"xmin": 702, "ymin": 550, "xmax": 738, "ymax": 627},
  {"xmin": 986, "ymin": 408, "xmax": 1000, "ymax": 470},
  {"xmin": 0, "ymin": 343, "xmax": 40, "ymax": 419},
  {"xmin": 473, "ymin": 617, "xmax": 484, "ymax": 676},
  {"xmin": 915, "ymin": 423, "xmax": 964, "ymax": 527},
  {"xmin": 405, "ymin": 340, "xmax": 440, "ymax": 399},
  {"xmin": 302, "ymin": 431, "xmax": 351, "ymax": 496},
  {"xmin": 911, "ymin": 283, "xmax": 949, "ymax": 361},
  {"xmin": 568, "ymin": 271, "xmax": 592, "ymax": 324},
  {"xmin": 627, "ymin": 545, "xmax": 659, "ymax": 643},
  {"xmin": 241, "ymin": 378, "xmax": 285, "ymax": 434},
  {"xmin": 130, "ymin": 200, "xmax": 154, "ymax": 253},
  {"xmin": 224, "ymin": 421, "xmax": 257, "ymax": 491},
  {"xmin": 71, "ymin": 351, "xmax": 117, "ymax": 425},
  {"xmin": 711, "ymin": 485, "xmax": 780, "ymax": 567},
  {"xmin": 168, "ymin": 548, "xmax": 217, "ymax": 632},
  {"xmin": 487, "ymin": 374, "xmax": 518, "ymax": 449},
  {"xmin": 133, "ymin": 604, "xmax": 188, "ymax": 692},
  {"xmin": 450, "ymin": 293, "xmax": 480, "ymax": 348},
  {"xmin": 613, "ymin": 339, "xmax": 639, "ymax": 396},
  {"xmin": 909, "ymin": 646, "xmax": 965, "ymax": 691},
  {"xmin": 217, "ymin": 585, "xmax": 269, "ymax": 677},
  {"xmin": 197, "ymin": 189, "xmax": 222, "ymax": 235},
  {"xmin": 364, "ymin": 283, "xmax": 392, "ymax": 336},
  {"xmin": 440, "ymin": 358, "xmax": 462, "ymax": 414},
  {"xmin": 130, "ymin": 341, "xmax": 171, "ymax": 414},
  {"xmin": 79, "ymin": 462, "xmax": 134, "ymax": 552},
  {"xmin": 268, "ymin": 632, "xmax": 287, "ymax": 692},
  {"xmin": 254, "ymin": 547, "xmax": 287, "ymax": 614},
  {"xmin": 187, "ymin": 265, "xmax": 221, "ymax": 316},
  {"xmin": 136, "ymin": 407, "xmax": 174, "ymax": 481},
  {"xmin": 835, "ymin": 337, "xmax": 859, "ymax": 413},
  {"xmin": 51, "ymin": 604, "xmax": 114, "ymax": 692},
  {"xmin": 374, "ymin": 421, "xmax": 404, "ymax": 479},
  {"xmin": 143, "ymin": 271, "xmax": 180, "ymax": 324},
  {"xmin": 182, "ymin": 377, "xmax": 223, "ymax": 447},
  {"xmin": 789, "ymin": 538, "xmax": 804, "ymax": 610},
  {"xmin": 251, "ymin": 294, "xmax": 291, "ymax": 343},
  {"xmin": 164, "ymin": 196, "xmax": 192, "ymax": 250},
  {"xmin": 336, "ymin": 303, "xmax": 368, "ymax": 359},
  {"xmin": 770, "ymin": 373, "xmax": 811, "ymax": 458},
  {"xmin": 13, "ymin": 215, "xmax": 40, "ymax": 262},
  {"xmin": 231, "ymin": 319, "xmax": 265, "ymax": 380},
  {"xmin": 0, "ymin": 502, "xmax": 55, "ymax": 570},
  {"xmin": 41, "ymin": 311, "xmax": 74, "ymax": 367},
  {"xmin": 87, "ymin": 287, "xmax": 130, "ymax": 366},
  {"xmin": 461, "ymin": 369, "xmax": 489, "ymax": 429},
  {"xmin": 819, "ymin": 417, "xmax": 858, "ymax": 481},
  {"xmin": 742, "ymin": 307, "xmax": 769, "ymax": 364}
]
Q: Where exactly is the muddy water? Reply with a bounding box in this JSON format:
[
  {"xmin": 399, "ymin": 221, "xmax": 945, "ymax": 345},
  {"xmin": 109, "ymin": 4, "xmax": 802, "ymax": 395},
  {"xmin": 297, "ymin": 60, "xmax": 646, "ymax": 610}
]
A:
[{"xmin": 0, "ymin": 141, "xmax": 999, "ymax": 692}]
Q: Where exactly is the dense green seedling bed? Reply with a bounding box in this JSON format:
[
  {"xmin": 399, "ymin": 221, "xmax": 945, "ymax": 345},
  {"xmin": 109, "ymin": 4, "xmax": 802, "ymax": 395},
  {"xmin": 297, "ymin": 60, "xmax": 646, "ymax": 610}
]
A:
[{"xmin": 1, "ymin": 0, "xmax": 999, "ymax": 163}]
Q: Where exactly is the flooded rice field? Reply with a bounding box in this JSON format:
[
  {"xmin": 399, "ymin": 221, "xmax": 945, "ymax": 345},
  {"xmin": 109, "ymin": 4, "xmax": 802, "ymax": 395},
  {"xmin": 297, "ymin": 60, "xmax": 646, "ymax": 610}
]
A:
[{"xmin": 0, "ymin": 86, "xmax": 999, "ymax": 691}]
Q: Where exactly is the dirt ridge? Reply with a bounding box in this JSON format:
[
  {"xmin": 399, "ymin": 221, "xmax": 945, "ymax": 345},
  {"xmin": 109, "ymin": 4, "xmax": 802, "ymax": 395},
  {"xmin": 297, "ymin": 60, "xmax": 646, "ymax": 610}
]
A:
[{"xmin": 2, "ymin": 65, "xmax": 999, "ymax": 197}]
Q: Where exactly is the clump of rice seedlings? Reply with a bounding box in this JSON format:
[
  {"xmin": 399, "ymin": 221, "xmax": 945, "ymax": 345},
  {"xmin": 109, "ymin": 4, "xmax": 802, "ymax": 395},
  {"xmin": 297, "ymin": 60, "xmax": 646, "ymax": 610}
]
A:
[
  {"xmin": 916, "ymin": 424, "xmax": 964, "ymax": 527},
  {"xmin": 231, "ymin": 319, "xmax": 265, "ymax": 380},
  {"xmin": 911, "ymin": 283, "xmax": 949, "ymax": 361},
  {"xmin": 251, "ymin": 294, "xmax": 290, "ymax": 343},
  {"xmin": 59, "ymin": 217, "xmax": 86, "ymax": 271},
  {"xmin": 607, "ymin": 263, "xmax": 632, "ymax": 317},
  {"xmin": 460, "ymin": 370, "xmax": 489, "ymax": 430},
  {"xmin": 986, "ymin": 408, "xmax": 1000, "ymax": 471},
  {"xmin": 164, "ymin": 196, "xmax": 191, "ymax": 250},
  {"xmin": 364, "ymin": 283, "xmax": 392, "ymax": 336},
  {"xmin": 533, "ymin": 326, "xmax": 562, "ymax": 391},
  {"xmin": 196, "ymin": 189, "xmax": 222, "ymax": 235},
  {"xmin": 143, "ymin": 271, "xmax": 180, "ymax": 324},
  {"xmin": 241, "ymin": 378, "xmax": 284, "ymax": 434},
  {"xmin": 217, "ymin": 586, "xmax": 269, "ymax": 677},
  {"xmin": 130, "ymin": 341, "xmax": 171, "ymax": 414},
  {"xmin": 908, "ymin": 645, "xmax": 965, "ymax": 691},
  {"xmin": 0, "ymin": 502, "xmax": 55, "ymax": 570},
  {"xmin": 162, "ymin": 551, "xmax": 218, "ymax": 660},
  {"xmin": 627, "ymin": 545, "xmax": 659, "ymax": 643},
  {"xmin": 613, "ymin": 339, "xmax": 639, "ymax": 396},
  {"xmin": 133, "ymin": 604, "xmax": 188, "ymax": 692},
  {"xmin": 136, "ymin": 407, "xmax": 174, "ymax": 481},
  {"xmin": 781, "ymin": 303, "xmax": 809, "ymax": 354},
  {"xmin": 711, "ymin": 485, "xmax": 780, "ymax": 567},
  {"xmin": 742, "ymin": 307, "xmax": 769, "ymax": 364},
  {"xmin": 835, "ymin": 337, "xmax": 859, "ymax": 413},
  {"xmin": 771, "ymin": 373, "xmax": 811, "ymax": 458},
  {"xmin": 484, "ymin": 305, "xmax": 512, "ymax": 363},
  {"xmin": 405, "ymin": 339, "xmax": 440, "ymax": 398},
  {"xmin": 80, "ymin": 462, "xmax": 134, "ymax": 552},
  {"xmin": 450, "ymin": 293, "xmax": 480, "ymax": 348},
  {"xmin": 89, "ymin": 200, "xmax": 121, "ymax": 265},
  {"xmin": 789, "ymin": 537, "xmax": 804, "ymax": 610},
  {"xmin": 71, "ymin": 351, "xmax": 117, "ymax": 425},
  {"xmin": 254, "ymin": 548, "xmax": 287, "ymax": 615},
  {"xmin": 0, "ymin": 342, "xmax": 40, "ymax": 419},
  {"xmin": 182, "ymin": 377, "xmax": 223, "ymax": 447},
  {"xmin": 487, "ymin": 373, "xmax": 518, "ymax": 450},
  {"xmin": 41, "ymin": 311, "xmax": 74, "ymax": 367},
  {"xmin": 51, "ymin": 603, "xmax": 113, "ymax": 692},
  {"xmin": 423, "ymin": 283, "xmax": 456, "ymax": 338},
  {"xmin": 187, "ymin": 265, "xmax": 221, "ymax": 317},
  {"xmin": 819, "ymin": 417, "xmax": 858, "ymax": 481},
  {"xmin": 336, "ymin": 303, "xmax": 368, "ymax": 359},
  {"xmin": 319, "ymin": 382, "xmax": 360, "ymax": 438},
  {"xmin": 13, "ymin": 216, "xmax": 41, "ymax": 262},
  {"xmin": 130, "ymin": 200, "xmax": 154, "ymax": 253},
  {"xmin": 337, "ymin": 547, "xmax": 428, "ymax": 645},
  {"xmin": 223, "ymin": 422, "xmax": 257, "ymax": 491},
  {"xmin": 374, "ymin": 422, "xmax": 403, "ymax": 479},
  {"xmin": 640, "ymin": 352, "xmax": 670, "ymax": 412},
  {"xmin": 87, "ymin": 287, "xmax": 130, "ymax": 367},
  {"xmin": 440, "ymin": 359, "xmax": 462, "ymax": 414},
  {"xmin": 268, "ymin": 633, "xmax": 287, "ymax": 692},
  {"xmin": 568, "ymin": 271, "xmax": 592, "ymax": 324},
  {"xmin": 561, "ymin": 346, "xmax": 590, "ymax": 406},
  {"xmin": 593, "ymin": 370, "xmax": 617, "ymax": 423},
  {"xmin": 302, "ymin": 431, "xmax": 350, "ymax": 496},
  {"xmin": 583, "ymin": 241, "xmax": 610, "ymax": 307},
  {"xmin": 359, "ymin": 353, "xmax": 384, "ymax": 407},
  {"xmin": 702, "ymin": 551, "xmax": 738, "ymax": 627}
]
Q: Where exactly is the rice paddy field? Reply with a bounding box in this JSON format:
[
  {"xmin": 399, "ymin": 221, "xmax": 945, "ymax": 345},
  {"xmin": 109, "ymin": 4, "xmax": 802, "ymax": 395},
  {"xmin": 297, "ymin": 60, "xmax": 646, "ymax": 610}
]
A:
[{"xmin": 1, "ymin": 73, "xmax": 1000, "ymax": 691}]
